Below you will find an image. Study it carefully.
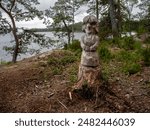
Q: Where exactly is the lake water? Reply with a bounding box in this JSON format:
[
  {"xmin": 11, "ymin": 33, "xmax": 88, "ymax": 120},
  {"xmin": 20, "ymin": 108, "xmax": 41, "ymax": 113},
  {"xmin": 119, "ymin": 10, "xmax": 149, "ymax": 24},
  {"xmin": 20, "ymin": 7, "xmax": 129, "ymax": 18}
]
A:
[{"xmin": 0, "ymin": 32, "xmax": 83, "ymax": 62}]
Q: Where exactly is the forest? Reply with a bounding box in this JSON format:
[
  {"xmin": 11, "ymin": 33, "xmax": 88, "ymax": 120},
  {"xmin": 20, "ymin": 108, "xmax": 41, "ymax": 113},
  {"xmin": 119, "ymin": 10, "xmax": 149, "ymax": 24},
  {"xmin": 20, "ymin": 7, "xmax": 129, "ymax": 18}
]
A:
[{"xmin": 0, "ymin": 0, "xmax": 150, "ymax": 112}]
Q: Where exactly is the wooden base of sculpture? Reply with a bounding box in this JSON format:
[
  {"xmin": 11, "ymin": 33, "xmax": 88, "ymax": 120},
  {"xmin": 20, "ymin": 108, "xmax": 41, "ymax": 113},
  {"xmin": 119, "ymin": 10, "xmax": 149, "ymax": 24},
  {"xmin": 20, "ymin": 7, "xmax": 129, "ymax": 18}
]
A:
[{"xmin": 73, "ymin": 65, "xmax": 101, "ymax": 91}]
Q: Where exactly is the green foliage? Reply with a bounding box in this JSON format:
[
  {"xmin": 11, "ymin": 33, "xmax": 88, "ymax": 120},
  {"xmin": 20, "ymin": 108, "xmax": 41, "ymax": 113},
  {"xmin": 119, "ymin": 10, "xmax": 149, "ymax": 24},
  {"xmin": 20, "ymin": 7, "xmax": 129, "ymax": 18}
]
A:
[
  {"xmin": 45, "ymin": 0, "xmax": 83, "ymax": 44},
  {"xmin": 98, "ymin": 46, "xmax": 112, "ymax": 62},
  {"xmin": 144, "ymin": 37, "xmax": 150, "ymax": 44},
  {"xmin": 51, "ymin": 66, "xmax": 63, "ymax": 75},
  {"xmin": 123, "ymin": 62, "xmax": 141, "ymax": 75},
  {"xmin": 69, "ymin": 75, "xmax": 77, "ymax": 83},
  {"xmin": 133, "ymin": 41, "xmax": 142, "ymax": 51},
  {"xmin": 61, "ymin": 55, "xmax": 77, "ymax": 65},
  {"xmin": 64, "ymin": 39, "xmax": 82, "ymax": 58},
  {"xmin": 65, "ymin": 40, "xmax": 81, "ymax": 51},
  {"xmin": 0, "ymin": 60, "xmax": 12, "ymax": 65},
  {"xmin": 0, "ymin": 0, "xmax": 43, "ymax": 62},
  {"xmin": 122, "ymin": 37, "xmax": 135, "ymax": 50},
  {"xmin": 116, "ymin": 50, "xmax": 141, "ymax": 62},
  {"xmin": 110, "ymin": 37, "xmax": 136, "ymax": 50},
  {"xmin": 68, "ymin": 66, "xmax": 78, "ymax": 83},
  {"xmin": 101, "ymin": 67, "xmax": 109, "ymax": 81},
  {"xmin": 142, "ymin": 47, "xmax": 150, "ymax": 66},
  {"xmin": 115, "ymin": 47, "xmax": 142, "ymax": 75},
  {"xmin": 110, "ymin": 37, "xmax": 142, "ymax": 51},
  {"xmin": 47, "ymin": 51, "xmax": 78, "ymax": 75},
  {"xmin": 111, "ymin": 37, "xmax": 120, "ymax": 46},
  {"xmin": 48, "ymin": 51, "xmax": 77, "ymax": 66},
  {"xmin": 71, "ymin": 22, "xmax": 82, "ymax": 32}
]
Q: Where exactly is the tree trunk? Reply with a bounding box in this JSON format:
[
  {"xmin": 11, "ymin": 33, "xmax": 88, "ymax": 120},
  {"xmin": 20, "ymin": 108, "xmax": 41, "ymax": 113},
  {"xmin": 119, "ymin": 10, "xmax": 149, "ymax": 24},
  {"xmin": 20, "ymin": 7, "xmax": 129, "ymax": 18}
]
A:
[
  {"xmin": 9, "ymin": 14, "xmax": 19, "ymax": 63},
  {"xmin": 0, "ymin": 1, "xmax": 19, "ymax": 63},
  {"xmin": 68, "ymin": 31, "xmax": 71, "ymax": 45},
  {"xmin": 117, "ymin": 0, "xmax": 122, "ymax": 37},
  {"xmin": 72, "ymin": 0, "xmax": 75, "ymax": 42},
  {"xmin": 128, "ymin": 14, "xmax": 132, "ymax": 36},
  {"xmin": 108, "ymin": 0, "xmax": 119, "ymax": 38},
  {"xmin": 62, "ymin": 19, "xmax": 71, "ymax": 44},
  {"xmin": 96, "ymin": 0, "xmax": 99, "ymax": 20}
]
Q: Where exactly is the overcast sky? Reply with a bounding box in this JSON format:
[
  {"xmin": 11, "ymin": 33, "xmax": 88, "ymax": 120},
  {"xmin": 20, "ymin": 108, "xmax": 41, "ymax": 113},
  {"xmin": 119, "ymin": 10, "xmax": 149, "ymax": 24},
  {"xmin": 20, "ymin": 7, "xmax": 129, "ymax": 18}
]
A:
[
  {"xmin": 1, "ymin": 0, "xmax": 141, "ymax": 29},
  {"xmin": 16, "ymin": 0, "xmax": 87, "ymax": 29}
]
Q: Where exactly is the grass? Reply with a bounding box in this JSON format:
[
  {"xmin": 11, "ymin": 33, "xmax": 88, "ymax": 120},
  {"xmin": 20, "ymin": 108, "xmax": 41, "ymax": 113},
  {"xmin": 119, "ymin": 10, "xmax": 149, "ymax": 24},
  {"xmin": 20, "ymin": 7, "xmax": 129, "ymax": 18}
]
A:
[
  {"xmin": 98, "ymin": 46, "xmax": 112, "ymax": 62},
  {"xmin": 47, "ymin": 50, "xmax": 78, "ymax": 75},
  {"xmin": 123, "ymin": 62, "xmax": 141, "ymax": 75},
  {"xmin": 0, "ymin": 60, "xmax": 12, "ymax": 65},
  {"xmin": 48, "ymin": 50, "xmax": 77, "ymax": 65}
]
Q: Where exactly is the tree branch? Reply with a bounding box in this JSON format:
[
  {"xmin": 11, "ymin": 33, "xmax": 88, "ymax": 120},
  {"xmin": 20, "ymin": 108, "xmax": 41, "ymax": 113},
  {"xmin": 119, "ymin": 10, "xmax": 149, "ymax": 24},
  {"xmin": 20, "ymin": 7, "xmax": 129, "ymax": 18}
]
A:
[
  {"xmin": 62, "ymin": 19, "xmax": 71, "ymax": 32},
  {"xmin": 10, "ymin": 0, "xmax": 16, "ymax": 12},
  {"xmin": 0, "ymin": 2, "xmax": 10, "ymax": 15}
]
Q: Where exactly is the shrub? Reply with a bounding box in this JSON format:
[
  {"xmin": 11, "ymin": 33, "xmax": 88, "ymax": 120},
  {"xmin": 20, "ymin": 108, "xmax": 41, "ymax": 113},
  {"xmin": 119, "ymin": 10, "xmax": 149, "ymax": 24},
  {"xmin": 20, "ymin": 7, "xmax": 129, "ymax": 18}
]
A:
[
  {"xmin": 133, "ymin": 41, "xmax": 142, "ymax": 51},
  {"xmin": 143, "ymin": 37, "xmax": 150, "ymax": 44},
  {"xmin": 123, "ymin": 62, "xmax": 141, "ymax": 75},
  {"xmin": 111, "ymin": 37, "xmax": 120, "ymax": 46},
  {"xmin": 121, "ymin": 37, "xmax": 135, "ymax": 50},
  {"xmin": 51, "ymin": 66, "xmax": 63, "ymax": 75},
  {"xmin": 116, "ymin": 50, "xmax": 141, "ymax": 63},
  {"xmin": 0, "ymin": 61, "xmax": 12, "ymax": 65},
  {"xmin": 98, "ymin": 46, "xmax": 112, "ymax": 62},
  {"xmin": 101, "ymin": 69, "xmax": 109, "ymax": 81},
  {"xmin": 60, "ymin": 55, "xmax": 77, "ymax": 65},
  {"xmin": 65, "ymin": 39, "xmax": 81, "ymax": 52},
  {"xmin": 142, "ymin": 47, "xmax": 150, "ymax": 66},
  {"xmin": 47, "ymin": 57, "xmax": 59, "ymax": 66},
  {"xmin": 47, "ymin": 51, "xmax": 77, "ymax": 66}
]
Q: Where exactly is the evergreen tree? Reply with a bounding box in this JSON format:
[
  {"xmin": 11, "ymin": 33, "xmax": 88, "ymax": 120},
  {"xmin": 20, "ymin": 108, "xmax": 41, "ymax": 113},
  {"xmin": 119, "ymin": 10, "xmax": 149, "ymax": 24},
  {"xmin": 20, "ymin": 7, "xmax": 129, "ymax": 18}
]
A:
[
  {"xmin": 45, "ymin": 0, "xmax": 83, "ymax": 46},
  {"xmin": 0, "ymin": 0, "xmax": 43, "ymax": 62}
]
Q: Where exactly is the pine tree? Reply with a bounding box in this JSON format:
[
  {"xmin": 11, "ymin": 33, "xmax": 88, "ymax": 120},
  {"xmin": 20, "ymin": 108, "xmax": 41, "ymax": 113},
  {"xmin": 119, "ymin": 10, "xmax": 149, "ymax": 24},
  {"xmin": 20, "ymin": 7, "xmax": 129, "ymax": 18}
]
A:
[
  {"xmin": 45, "ymin": 0, "xmax": 83, "ymax": 46},
  {"xmin": 0, "ymin": 0, "xmax": 43, "ymax": 62}
]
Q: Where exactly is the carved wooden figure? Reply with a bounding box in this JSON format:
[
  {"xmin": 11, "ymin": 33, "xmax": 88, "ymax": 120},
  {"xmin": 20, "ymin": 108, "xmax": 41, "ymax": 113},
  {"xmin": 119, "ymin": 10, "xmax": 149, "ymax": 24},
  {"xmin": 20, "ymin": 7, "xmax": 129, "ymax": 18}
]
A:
[{"xmin": 73, "ymin": 15, "xmax": 101, "ymax": 90}]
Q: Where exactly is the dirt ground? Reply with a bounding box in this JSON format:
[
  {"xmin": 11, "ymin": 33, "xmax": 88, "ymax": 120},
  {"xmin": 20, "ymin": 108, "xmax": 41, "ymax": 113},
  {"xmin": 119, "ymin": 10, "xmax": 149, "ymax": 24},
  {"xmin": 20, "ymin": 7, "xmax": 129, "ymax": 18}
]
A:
[{"xmin": 0, "ymin": 51, "xmax": 150, "ymax": 113}]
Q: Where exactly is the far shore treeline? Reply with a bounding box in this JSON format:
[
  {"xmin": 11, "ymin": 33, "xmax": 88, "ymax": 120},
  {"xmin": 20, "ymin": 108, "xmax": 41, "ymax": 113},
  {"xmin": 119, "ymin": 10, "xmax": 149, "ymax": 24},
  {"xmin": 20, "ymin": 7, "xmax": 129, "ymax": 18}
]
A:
[{"xmin": 27, "ymin": 22, "xmax": 83, "ymax": 32}]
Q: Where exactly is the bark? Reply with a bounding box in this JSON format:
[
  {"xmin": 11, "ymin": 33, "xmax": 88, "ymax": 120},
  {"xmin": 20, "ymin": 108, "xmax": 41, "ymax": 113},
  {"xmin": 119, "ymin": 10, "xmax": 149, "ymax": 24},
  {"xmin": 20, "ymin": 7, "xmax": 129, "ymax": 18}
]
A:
[
  {"xmin": 10, "ymin": 14, "xmax": 19, "ymax": 63},
  {"xmin": 62, "ymin": 19, "xmax": 71, "ymax": 44},
  {"xmin": 117, "ymin": 0, "xmax": 122, "ymax": 37},
  {"xmin": 72, "ymin": 0, "xmax": 75, "ymax": 42},
  {"xmin": 96, "ymin": 0, "xmax": 99, "ymax": 20},
  {"xmin": 108, "ymin": 0, "xmax": 119, "ymax": 38}
]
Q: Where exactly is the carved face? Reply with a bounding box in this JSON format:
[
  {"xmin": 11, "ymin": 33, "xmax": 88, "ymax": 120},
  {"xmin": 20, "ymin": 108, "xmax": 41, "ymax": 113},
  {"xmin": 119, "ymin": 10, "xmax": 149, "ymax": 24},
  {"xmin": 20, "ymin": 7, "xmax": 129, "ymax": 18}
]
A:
[
  {"xmin": 82, "ymin": 15, "xmax": 99, "ymax": 35},
  {"xmin": 84, "ymin": 22, "xmax": 97, "ymax": 34}
]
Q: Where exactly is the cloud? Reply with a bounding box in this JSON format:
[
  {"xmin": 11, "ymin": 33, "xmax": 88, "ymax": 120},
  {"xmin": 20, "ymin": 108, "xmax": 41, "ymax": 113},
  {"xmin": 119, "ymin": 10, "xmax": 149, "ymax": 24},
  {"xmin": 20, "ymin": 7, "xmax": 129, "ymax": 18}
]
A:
[
  {"xmin": 16, "ymin": 18, "xmax": 46, "ymax": 29},
  {"xmin": 37, "ymin": 0, "xmax": 57, "ymax": 11}
]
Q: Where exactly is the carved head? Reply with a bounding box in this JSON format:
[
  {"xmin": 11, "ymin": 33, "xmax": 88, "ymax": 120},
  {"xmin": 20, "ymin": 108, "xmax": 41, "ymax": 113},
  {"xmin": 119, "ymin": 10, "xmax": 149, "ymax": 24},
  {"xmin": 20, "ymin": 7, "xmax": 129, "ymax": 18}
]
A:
[{"xmin": 82, "ymin": 15, "xmax": 99, "ymax": 34}]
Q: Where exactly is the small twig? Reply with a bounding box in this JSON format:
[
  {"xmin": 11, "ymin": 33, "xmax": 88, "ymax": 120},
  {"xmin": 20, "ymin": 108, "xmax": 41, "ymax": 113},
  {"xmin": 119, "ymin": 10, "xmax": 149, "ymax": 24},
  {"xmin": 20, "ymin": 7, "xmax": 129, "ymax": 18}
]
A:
[
  {"xmin": 136, "ymin": 79, "xmax": 144, "ymax": 84},
  {"xmin": 69, "ymin": 92, "xmax": 72, "ymax": 100},
  {"xmin": 35, "ymin": 85, "xmax": 39, "ymax": 88},
  {"xmin": 57, "ymin": 99, "xmax": 68, "ymax": 110},
  {"xmin": 47, "ymin": 92, "xmax": 54, "ymax": 98}
]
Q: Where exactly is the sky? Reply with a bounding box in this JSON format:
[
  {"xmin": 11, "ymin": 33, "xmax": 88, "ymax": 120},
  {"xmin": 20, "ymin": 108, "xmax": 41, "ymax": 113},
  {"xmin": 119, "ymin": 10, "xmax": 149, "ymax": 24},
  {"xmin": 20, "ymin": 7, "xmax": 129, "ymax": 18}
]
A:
[
  {"xmin": 16, "ymin": 0, "xmax": 87, "ymax": 29},
  {"xmin": 1, "ymin": 0, "xmax": 141, "ymax": 29}
]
